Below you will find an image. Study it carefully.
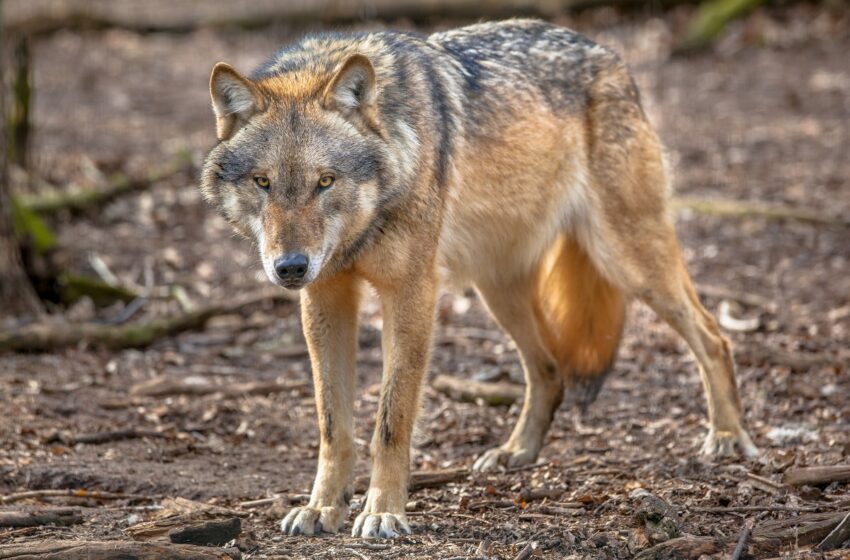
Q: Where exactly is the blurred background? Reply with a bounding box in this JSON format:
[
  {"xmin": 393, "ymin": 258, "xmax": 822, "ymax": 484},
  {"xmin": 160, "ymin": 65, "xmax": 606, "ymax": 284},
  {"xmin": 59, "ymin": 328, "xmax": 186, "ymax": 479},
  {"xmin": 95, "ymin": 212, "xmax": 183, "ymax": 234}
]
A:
[{"xmin": 0, "ymin": 1, "xmax": 848, "ymax": 558}]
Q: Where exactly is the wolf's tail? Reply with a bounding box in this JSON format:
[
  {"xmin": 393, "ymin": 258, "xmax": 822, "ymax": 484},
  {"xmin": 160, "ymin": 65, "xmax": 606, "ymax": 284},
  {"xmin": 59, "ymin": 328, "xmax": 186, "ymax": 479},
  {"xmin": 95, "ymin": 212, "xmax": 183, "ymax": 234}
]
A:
[{"xmin": 533, "ymin": 235, "xmax": 626, "ymax": 412}]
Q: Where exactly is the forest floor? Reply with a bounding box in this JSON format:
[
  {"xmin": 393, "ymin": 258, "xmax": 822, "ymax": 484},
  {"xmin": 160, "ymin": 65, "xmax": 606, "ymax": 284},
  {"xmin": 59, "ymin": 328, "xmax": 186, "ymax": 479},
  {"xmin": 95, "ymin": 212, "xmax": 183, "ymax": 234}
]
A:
[{"xmin": 1, "ymin": 5, "xmax": 849, "ymax": 559}]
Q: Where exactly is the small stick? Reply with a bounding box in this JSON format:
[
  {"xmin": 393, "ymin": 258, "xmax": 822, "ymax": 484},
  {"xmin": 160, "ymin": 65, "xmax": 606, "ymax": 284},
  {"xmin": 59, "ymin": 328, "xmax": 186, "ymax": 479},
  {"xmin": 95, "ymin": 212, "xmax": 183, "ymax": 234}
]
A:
[
  {"xmin": 431, "ymin": 374, "xmax": 523, "ymax": 406},
  {"xmin": 347, "ymin": 549, "xmax": 370, "ymax": 560},
  {"xmin": 730, "ymin": 525, "xmax": 751, "ymax": 560},
  {"xmin": 239, "ymin": 494, "xmax": 310, "ymax": 508},
  {"xmin": 0, "ymin": 508, "xmax": 82, "ymax": 527},
  {"xmin": 692, "ymin": 505, "xmax": 823, "ymax": 514},
  {"xmin": 816, "ymin": 511, "xmax": 850, "ymax": 551},
  {"xmin": 504, "ymin": 461, "xmax": 550, "ymax": 474},
  {"xmin": 345, "ymin": 543, "xmax": 391, "ymax": 551},
  {"xmin": 0, "ymin": 489, "xmax": 153, "ymax": 504},
  {"xmin": 43, "ymin": 428, "xmax": 166, "ymax": 446},
  {"xmin": 514, "ymin": 541, "xmax": 535, "ymax": 560},
  {"xmin": 785, "ymin": 465, "xmax": 850, "ymax": 487},
  {"xmin": 745, "ymin": 472, "xmax": 783, "ymax": 490}
]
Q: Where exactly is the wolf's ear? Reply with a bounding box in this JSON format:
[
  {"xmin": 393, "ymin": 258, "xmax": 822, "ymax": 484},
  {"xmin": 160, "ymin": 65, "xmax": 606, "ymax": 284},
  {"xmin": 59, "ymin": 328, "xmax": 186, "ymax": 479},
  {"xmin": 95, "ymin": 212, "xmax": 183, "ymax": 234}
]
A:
[
  {"xmin": 322, "ymin": 54, "xmax": 380, "ymax": 132},
  {"xmin": 210, "ymin": 63, "xmax": 264, "ymax": 141}
]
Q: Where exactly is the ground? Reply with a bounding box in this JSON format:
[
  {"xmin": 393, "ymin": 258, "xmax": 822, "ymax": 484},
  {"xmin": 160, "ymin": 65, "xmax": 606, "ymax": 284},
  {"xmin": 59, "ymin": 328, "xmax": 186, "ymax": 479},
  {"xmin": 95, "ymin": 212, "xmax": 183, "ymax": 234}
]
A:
[{"xmin": 1, "ymin": 5, "xmax": 849, "ymax": 559}]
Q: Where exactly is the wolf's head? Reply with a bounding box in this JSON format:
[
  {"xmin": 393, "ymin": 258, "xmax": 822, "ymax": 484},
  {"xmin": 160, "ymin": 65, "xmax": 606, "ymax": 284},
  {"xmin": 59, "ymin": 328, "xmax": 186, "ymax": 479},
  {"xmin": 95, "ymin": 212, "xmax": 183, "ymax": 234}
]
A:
[{"xmin": 200, "ymin": 54, "xmax": 395, "ymax": 289}]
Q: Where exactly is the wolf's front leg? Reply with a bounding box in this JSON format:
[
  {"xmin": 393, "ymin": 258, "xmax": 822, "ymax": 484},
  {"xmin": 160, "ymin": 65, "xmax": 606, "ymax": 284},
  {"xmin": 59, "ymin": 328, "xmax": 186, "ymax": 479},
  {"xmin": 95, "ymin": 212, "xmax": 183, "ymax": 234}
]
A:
[
  {"xmin": 351, "ymin": 274, "xmax": 437, "ymax": 538},
  {"xmin": 281, "ymin": 275, "xmax": 361, "ymax": 535}
]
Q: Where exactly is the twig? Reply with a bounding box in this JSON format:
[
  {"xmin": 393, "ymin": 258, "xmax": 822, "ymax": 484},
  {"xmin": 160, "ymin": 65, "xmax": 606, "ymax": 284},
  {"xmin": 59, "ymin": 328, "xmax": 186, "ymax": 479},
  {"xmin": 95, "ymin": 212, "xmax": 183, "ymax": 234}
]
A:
[
  {"xmin": 755, "ymin": 511, "xmax": 849, "ymax": 546},
  {"xmin": 504, "ymin": 461, "xmax": 550, "ymax": 474},
  {"xmin": 104, "ymin": 297, "xmax": 148, "ymax": 325},
  {"xmin": 692, "ymin": 505, "xmax": 823, "ymax": 514},
  {"xmin": 432, "ymin": 374, "xmax": 524, "ymax": 406},
  {"xmin": 347, "ymin": 549, "xmax": 370, "ymax": 560},
  {"xmin": 730, "ymin": 525, "xmax": 751, "ymax": 560},
  {"xmin": 0, "ymin": 489, "xmax": 153, "ymax": 504},
  {"xmin": 88, "ymin": 253, "xmax": 120, "ymax": 287},
  {"xmin": 344, "ymin": 543, "xmax": 391, "ymax": 551},
  {"xmin": 0, "ymin": 508, "xmax": 82, "ymax": 527},
  {"xmin": 0, "ymin": 540, "xmax": 237, "ymax": 559},
  {"xmin": 238, "ymin": 494, "xmax": 310, "ymax": 509},
  {"xmin": 785, "ymin": 465, "xmax": 850, "ymax": 487},
  {"xmin": 514, "ymin": 541, "xmax": 535, "ymax": 560},
  {"xmin": 671, "ymin": 196, "xmax": 850, "ymax": 227},
  {"xmin": 745, "ymin": 472, "xmax": 784, "ymax": 491},
  {"xmin": 354, "ymin": 468, "xmax": 468, "ymax": 495},
  {"xmin": 130, "ymin": 376, "xmax": 309, "ymax": 399},
  {"xmin": 737, "ymin": 344, "xmax": 842, "ymax": 372},
  {"xmin": 816, "ymin": 511, "xmax": 850, "ymax": 551},
  {"xmin": 43, "ymin": 428, "xmax": 166, "ymax": 446}
]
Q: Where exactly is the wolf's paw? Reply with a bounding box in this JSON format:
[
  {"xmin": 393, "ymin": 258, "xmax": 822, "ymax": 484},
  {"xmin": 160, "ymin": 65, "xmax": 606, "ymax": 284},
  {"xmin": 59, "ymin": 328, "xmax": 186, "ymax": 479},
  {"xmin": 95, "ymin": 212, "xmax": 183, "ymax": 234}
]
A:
[
  {"xmin": 701, "ymin": 429, "xmax": 759, "ymax": 459},
  {"xmin": 280, "ymin": 505, "xmax": 347, "ymax": 536},
  {"xmin": 472, "ymin": 445, "xmax": 538, "ymax": 472},
  {"xmin": 351, "ymin": 511, "xmax": 411, "ymax": 539}
]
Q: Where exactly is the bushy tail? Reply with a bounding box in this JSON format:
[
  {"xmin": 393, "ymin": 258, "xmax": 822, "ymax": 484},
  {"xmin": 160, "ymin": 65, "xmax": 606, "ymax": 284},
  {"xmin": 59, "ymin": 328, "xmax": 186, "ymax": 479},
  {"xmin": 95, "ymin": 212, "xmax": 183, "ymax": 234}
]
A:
[{"xmin": 533, "ymin": 235, "xmax": 626, "ymax": 411}]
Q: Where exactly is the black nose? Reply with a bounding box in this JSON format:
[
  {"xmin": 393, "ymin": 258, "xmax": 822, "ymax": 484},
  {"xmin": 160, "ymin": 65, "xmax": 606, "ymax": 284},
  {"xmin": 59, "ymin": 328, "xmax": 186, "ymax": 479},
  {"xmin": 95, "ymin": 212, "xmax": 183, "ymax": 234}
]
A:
[{"xmin": 274, "ymin": 253, "xmax": 309, "ymax": 281}]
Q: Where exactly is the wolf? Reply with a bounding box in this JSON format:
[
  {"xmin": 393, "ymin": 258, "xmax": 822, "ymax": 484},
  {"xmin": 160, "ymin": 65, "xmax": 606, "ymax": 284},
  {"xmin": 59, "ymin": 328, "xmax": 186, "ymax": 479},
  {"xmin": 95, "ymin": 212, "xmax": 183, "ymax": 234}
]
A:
[{"xmin": 200, "ymin": 19, "xmax": 757, "ymax": 538}]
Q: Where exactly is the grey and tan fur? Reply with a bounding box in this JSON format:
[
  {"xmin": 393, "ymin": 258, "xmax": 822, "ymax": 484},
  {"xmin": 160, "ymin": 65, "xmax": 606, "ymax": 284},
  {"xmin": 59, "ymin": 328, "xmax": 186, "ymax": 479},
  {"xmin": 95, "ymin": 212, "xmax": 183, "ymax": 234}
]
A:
[{"xmin": 200, "ymin": 19, "xmax": 758, "ymax": 539}]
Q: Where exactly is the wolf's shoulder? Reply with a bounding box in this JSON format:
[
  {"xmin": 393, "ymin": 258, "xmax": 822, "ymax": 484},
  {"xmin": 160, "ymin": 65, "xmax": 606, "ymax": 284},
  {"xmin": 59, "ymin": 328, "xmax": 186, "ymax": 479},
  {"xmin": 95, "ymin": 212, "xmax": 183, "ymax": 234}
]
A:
[{"xmin": 429, "ymin": 19, "xmax": 613, "ymax": 61}]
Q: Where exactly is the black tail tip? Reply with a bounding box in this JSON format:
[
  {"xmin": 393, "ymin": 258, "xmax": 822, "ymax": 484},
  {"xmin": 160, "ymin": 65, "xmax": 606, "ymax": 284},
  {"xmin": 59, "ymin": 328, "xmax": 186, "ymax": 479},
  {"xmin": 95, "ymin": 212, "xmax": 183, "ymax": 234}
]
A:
[{"xmin": 564, "ymin": 368, "xmax": 612, "ymax": 415}]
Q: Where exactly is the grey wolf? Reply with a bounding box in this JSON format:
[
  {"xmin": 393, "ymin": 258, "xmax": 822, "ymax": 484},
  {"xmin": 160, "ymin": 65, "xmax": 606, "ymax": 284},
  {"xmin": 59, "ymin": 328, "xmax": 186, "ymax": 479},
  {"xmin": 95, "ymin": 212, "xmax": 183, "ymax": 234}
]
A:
[{"xmin": 200, "ymin": 19, "xmax": 757, "ymax": 539}]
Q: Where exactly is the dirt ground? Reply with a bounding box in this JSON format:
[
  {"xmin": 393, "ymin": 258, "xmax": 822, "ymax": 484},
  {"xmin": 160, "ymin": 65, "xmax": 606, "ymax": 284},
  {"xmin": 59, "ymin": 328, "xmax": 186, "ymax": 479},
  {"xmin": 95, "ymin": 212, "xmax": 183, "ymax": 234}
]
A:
[{"xmin": 1, "ymin": 4, "xmax": 849, "ymax": 559}]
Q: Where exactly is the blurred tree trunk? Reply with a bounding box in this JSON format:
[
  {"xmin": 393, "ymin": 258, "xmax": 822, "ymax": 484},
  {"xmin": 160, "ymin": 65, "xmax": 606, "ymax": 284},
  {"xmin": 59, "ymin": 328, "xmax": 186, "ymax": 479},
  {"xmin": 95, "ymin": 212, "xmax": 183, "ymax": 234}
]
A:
[{"xmin": 0, "ymin": 1, "xmax": 43, "ymax": 320}]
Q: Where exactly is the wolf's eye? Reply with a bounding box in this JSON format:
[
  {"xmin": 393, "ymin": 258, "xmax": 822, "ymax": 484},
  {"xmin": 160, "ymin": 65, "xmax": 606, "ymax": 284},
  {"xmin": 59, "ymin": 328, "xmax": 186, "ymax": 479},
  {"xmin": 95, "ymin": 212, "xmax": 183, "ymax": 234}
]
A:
[
  {"xmin": 254, "ymin": 176, "xmax": 270, "ymax": 190},
  {"xmin": 317, "ymin": 175, "xmax": 335, "ymax": 189}
]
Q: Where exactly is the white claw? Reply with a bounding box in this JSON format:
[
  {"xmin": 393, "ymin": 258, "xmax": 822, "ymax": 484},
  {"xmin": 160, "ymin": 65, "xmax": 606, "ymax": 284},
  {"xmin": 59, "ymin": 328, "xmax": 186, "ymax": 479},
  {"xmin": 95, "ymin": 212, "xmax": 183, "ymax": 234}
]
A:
[
  {"xmin": 280, "ymin": 505, "xmax": 346, "ymax": 536},
  {"xmin": 701, "ymin": 429, "xmax": 760, "ymax": 459},
  {"xmin": 351, "ymin": 512, "xmax": 411, "ymax": 539},
  {"xmin": 473, "ymin": 446, "xmax": 538, "ymax": 472}
]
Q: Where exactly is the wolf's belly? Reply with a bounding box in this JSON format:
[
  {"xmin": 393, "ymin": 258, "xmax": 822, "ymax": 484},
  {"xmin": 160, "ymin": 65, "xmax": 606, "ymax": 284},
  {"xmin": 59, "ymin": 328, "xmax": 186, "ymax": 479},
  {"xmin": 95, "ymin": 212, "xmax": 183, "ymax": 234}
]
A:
[{"xmin": 437, "ymin": 174, "xmax": 587, "ymax": 289}]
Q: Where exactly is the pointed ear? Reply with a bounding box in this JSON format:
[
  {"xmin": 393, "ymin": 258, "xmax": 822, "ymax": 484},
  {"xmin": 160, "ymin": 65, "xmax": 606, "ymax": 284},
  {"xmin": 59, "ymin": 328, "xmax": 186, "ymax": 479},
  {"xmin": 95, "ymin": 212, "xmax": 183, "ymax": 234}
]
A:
[
  {"xmin": 209, "ymin": 62, "xmax": 265, "ymax": 141},
  {"xmin": 322, "ymin": 54, "xmax": 380, "ymax": 131}
]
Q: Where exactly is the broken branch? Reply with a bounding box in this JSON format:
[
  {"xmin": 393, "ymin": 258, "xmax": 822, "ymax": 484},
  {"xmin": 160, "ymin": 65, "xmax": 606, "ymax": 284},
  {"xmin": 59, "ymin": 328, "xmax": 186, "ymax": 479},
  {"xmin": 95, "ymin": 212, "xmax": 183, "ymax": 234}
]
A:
[
  {"xmin": 817, "ymin": 511, "xmax": 850, "ymax": 551},
  {"xmin": 784, "ymin": 465, "xmax": 850, "ymax": 487},
  {"xmin": 432, "ymin": 374, "xmax": 524, "ymax": 406},
  {"xmin": 754, "ymin": 510, "xmax": 850, "ymax": 545},
  {"xmin": 0, "ymin": 507, "xmax": 82, "ymax": 527},
  {"xmin": 1, "ymin": 489, "xmax": 152, "ymax": 505},
  {"xmin": 0, "ymin": 290, "xmax": 296, "ymax": 353},
  {"xmin": 19, "ymin": 157, "xmax": 192, "ymax": 216},
  {"xmin": 672, "ymin": 196, "xmax": 850, "ymax": 227},
  {"xmin": 0, "ymin": 540, "xmax": 238, "ymax": 559},
  {"xmin": 43, "ymin": 428, "xmax": 166, "ymax": 446},
  {"xmin": 354, "ymin": 468, "xmax": 468, "ymax": 495},
  {"xmin": 130, "ymin": 376, "xmax": 308, "ymax": 399}
]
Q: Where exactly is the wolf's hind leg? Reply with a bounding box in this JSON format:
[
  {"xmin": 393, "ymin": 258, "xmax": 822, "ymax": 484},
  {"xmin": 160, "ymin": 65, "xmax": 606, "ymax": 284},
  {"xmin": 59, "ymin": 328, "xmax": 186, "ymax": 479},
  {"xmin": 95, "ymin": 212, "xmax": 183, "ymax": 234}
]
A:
[
  {"xmin": 471, "ymin": 275, "xmax": 563, "ymax": 472},
  {"xmin": 281, "ymin": 274, "xmax": 361, "ymax": 535},
  {"xmin": 618, "ymin": 230, "xmax": 758, "ymax": 457},
  {"xmin": 585, "ymin": 68, "xmax": 757, "ymax": 458}
]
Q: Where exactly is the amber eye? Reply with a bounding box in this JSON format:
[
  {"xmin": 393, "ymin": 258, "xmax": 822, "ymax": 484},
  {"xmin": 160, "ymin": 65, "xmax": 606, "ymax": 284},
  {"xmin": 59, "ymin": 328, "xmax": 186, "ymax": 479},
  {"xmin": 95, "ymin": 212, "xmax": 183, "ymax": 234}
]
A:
[
  {"xmin": 317, "ymin": 175, "xmax": 335, "ymax": 189},
  {"xmin": 254, "ymin": 176, "xmax": 270, "ymax": 190}
]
